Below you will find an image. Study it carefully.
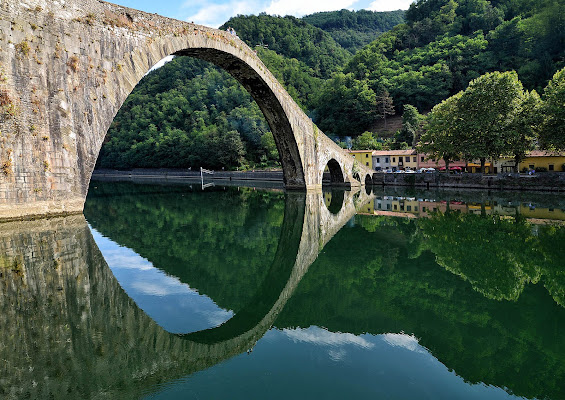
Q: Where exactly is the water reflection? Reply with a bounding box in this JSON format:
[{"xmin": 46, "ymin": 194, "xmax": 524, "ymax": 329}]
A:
[
  {"xmin": 0, "ymin": 184, "xmax": 372, "ymax": 399},
  {"xmin": 1, "ymin": 182, "xmax": 565, "ymax": 399}
]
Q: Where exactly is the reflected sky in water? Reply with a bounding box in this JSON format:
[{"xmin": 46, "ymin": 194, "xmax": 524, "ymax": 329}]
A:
[
  {"xmin": 143, "ymin": 327, "xmax": 518, "ymax": 400},
  {"xmin": 79, "ymin": 181, "xmax": 564, "ymax": 399},
  {"xmin": 90, "ymin": 228, "xmax": 234, "ymax": 333}
]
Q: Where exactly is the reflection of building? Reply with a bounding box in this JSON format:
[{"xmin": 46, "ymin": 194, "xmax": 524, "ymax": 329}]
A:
[
  {"xmin": 371, "ymin": 196, "xmax": 565, "ymax": 223},
  {"xmin": 361, "ymin": 199, "xmax": 375, "ymax": 215},
  {"xmin": 520, "ymin": 204, "xmax": 565, "ymax": 221},
  {"xmin": 324, "ymin": 192, "xmax": 333, "ymax": 209}
]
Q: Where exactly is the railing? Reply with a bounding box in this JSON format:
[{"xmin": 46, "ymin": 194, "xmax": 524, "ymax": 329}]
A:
[{"xmin": 200, "ymin": 167, "xmax": 215, "ymax": 190}]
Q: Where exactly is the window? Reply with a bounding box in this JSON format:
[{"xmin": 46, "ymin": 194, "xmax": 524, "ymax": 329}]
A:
[
  {"xmin": 413, "ymin": 157, "xmax": 416, "ymax": 162},
  {"xmin": 422, "ymin": 206, "xmax": 427, "ymax": 212},
  {"xmin": 549, "ymin": 164, "xmax": 554, "ymax": 171},
  {"xmin": 365, "ymin": 154, "xmax": 368, "ymax": 158},
  {"xmin": 376, "ymin": 158, "xmax": 380, "ymax": 163},
  {"xmin": 366, "ymin": 162, "xmax": 369, "ymax": 166},
  {"xmin": 421, "ymin": 156, "xmax": 424, "ymax": 162},
  {"xmin": 385, "ymin": 157, "xmax": 389, "ymax": 163},
  {"xmin": 393, "ymin": 157, "xmax": 395, "ymax": 162},
  {"xmin": 387, "ymin": 204, "xmax": 391, "ymax": 210},
  {"xmin": 405, "ymin": 156, "xmax": 410, "ymax": 162},
  {"xmin": 529, "ymin": 164, "xmax": 535, "ymax": 169},
  {"xmin": 407, "ymin": 205, "xmax": 412, "ymax": 211},
  {"xmin": 393, "ymin": 204, "xmax": 398, "ymax": 210}
]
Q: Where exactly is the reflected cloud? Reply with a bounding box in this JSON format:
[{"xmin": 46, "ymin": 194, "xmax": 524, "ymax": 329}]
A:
[
  {"xmin": 203, "ymin": 309, "xmax": 235, "ymax": 327},
  {"xmin": 382, "ymin": 333, "xmax": 425, "ymax": 353},
  {"xmin": 283, "ymin": 326, "xmax": 374, "ymax": 349},
  {"xmin": 129, "ymin": 280, "xmax": 197, "ymax": 297}
]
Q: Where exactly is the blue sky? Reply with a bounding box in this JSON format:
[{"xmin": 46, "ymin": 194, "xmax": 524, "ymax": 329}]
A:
[{"xmin": 111, "ymin": 0, "xmax": 413, "ymax": 28}]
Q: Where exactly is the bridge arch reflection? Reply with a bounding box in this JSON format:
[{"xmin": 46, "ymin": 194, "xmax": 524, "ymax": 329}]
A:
[{"xmin": 0, "ymin": 187, "xmax": 374, "ymax": 398}]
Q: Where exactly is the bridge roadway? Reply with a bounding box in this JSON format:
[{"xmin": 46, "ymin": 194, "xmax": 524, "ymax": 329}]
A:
[
  {"xmin": 0, "ymin": 0, "xmax": 374, "ymax": 221},
  {"xmin": 0, "ymin": 188, "xmax": 375, "ymax": 399}
]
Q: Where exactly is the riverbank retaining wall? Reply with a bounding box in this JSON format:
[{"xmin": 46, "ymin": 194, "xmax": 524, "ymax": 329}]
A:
[
  {"xmin": 93, "ymin": 169, "xmax": 565, "ymax": 192},
  {"xmin": 372, "ymin": 172, "xmax": 565, "ymax": 192}
]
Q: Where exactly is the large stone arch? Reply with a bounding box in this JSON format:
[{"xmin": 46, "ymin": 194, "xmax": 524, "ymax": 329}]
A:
[{"xmin": 0, "ymin": 0, "xmax": 374, "ymax": 221}]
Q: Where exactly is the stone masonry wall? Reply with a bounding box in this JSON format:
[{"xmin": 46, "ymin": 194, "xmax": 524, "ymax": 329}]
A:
[{"xmin": 0, "ymin": 0, "xmax": 372, "ymax": 221}]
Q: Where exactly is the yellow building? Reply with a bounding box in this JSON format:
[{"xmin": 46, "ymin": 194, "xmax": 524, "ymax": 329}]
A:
[
  {"xmin": 348, "ymin": 150, "xmax": 374, "ymax": 169},
  {"xmin": 467, "ymin": 162, "xmax": 493, "ymax": 173},
  {"xmin": 520, "ymin": 205, "xmax": 565, "ymax": 221},
  {"xmin": 519, "ymin": 151, "xmax": 565, "ymax": 172},
  {"xmin": 388, "ymin": 149, "xmax": 418, "ymax": 170}
]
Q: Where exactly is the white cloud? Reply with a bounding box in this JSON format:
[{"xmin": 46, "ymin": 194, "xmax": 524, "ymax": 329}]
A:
[
  {"xmin": 265, "ymin": 0, "xmax": 358, "ymax": 17},
  {"xmin": 367, "ymin": 0, "xmax": 413, "ymax": 12},
  {"xmin": 185, "ymin": 0, "xmax": 263, "ymax": 28}
]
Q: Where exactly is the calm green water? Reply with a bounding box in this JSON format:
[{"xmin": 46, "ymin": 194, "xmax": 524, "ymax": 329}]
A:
[{"xmin": 1, "ymin": 180, "xmax": 565, "ymax": 399}]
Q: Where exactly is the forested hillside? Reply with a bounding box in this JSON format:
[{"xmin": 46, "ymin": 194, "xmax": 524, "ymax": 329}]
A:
[
  {"xmin": 96, "ymin": 1, "xmax": 564, "ymax": 170},
  {"xmin": 220, "ymin": 14, "xmax": 351, "ymax": 79},
  {"xmin": 302, "ymin": 9, "xmax": 405, "ymax": 53},
  {"xmin": 97, "ymin": 58, "xmax": 276, "ymax": 170},
  {"xmin": 316, "ymin": 0, "xmax": 564, "ymax": 136},
  {"xmin": 97, "ymin": 10, "xmax": 403, "ymax": 170}
]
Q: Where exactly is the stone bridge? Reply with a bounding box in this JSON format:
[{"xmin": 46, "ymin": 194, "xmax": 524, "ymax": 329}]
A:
[
  {"xmin": 0, "ymin": 0, "xmax": 374, "ymax": 221},
  {"xmin": 0, "ymin": 188, "xmax": 374, "ymax": 398}
]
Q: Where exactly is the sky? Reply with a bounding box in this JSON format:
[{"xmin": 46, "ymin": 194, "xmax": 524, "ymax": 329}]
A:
[{"xmin": 111, "ymin": 0, "xmax": 414, "ymax": 28}]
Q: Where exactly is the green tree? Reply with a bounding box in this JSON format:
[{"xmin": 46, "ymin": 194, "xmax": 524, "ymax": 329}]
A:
[
  {"xmin": 376, "ymin": 89, "xmax": 395, "ymax": 128},
  {"xmin": 504, "ymin": 89, "xmax": 541, "ymax": 171},
  {"xmin": 396, "ymin": 104, "xmax": 422, "ymax": 146},
  {"xmin": 418, "ymin": 93, "xmax": 463, "ymax": 170},
  {"xmin": 539, "ymin": 67, "xmax": 565, "ymax": 149},
  {"xmin": 314, "ymin": 72, "xmax": 377, "ymax": 136},
  {"xmin": 457, "ymin": 71, "xmax": 525, "ymax": 172},
  {"xmin": 352, "ymin": 131, "xmax": 382, "ymax": 150}
]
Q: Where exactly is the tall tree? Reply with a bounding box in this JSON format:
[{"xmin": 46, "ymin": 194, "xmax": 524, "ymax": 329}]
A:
[
  {"xmin": 457, "ymin": 71, "xmax": 525, "ymax": 172},
  {"xmin": 376, "ymin": 89, "xmax": 395, "ymax": 128},
  {"xmin": 418, "ymin": 93, "xmax": 463, "ymax": 170},
  {"xmin": 396, "ymin": 104, "xmax": 423, "ymax": 146},
  {"xmin": 539, "ymin": 67, "xmax": 565, "ymax": 150},
  {"xmin": 352, "ymin": 131, "xmax": 382, "ymax": 150},
  {"xmin": 504, "ymin": 89, "xmax": 541, "ymax": 171}
]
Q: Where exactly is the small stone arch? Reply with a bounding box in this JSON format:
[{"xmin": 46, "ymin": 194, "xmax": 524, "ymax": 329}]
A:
[
  {"xmin": 324, "ymin": 159, "xmax": 345, "ymax": 186},
  {"xmin": 323, "ymin": 189, "xmax": 345, "ymax": 215},
  {"xmin": 364, "ymin": 174, "xmax": 373, "ymax": 186}
]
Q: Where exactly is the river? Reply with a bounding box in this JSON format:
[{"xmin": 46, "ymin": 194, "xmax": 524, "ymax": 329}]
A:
[{"xmin": 1, "ymin": 179, "xmax": 564, "ymax": 399}]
